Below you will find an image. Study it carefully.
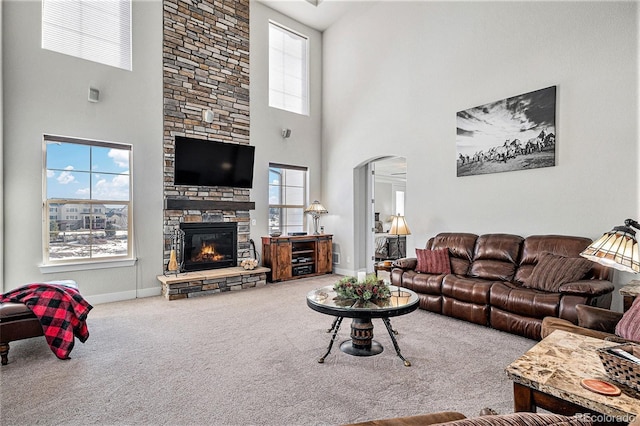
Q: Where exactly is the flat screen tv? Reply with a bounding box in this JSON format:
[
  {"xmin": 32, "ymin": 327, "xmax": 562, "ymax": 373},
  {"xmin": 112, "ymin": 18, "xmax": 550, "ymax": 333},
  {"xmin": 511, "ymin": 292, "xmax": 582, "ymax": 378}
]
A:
[{"xmin": 174, "ymin": 136, "xmax": 255, "ymax": 188}]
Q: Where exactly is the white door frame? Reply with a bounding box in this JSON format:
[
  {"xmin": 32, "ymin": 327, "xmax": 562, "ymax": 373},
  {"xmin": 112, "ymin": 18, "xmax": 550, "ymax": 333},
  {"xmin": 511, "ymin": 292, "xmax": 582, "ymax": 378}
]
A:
[{"xmin": 354, "ymin": 156, "xmax": 406, "ymax": 274}]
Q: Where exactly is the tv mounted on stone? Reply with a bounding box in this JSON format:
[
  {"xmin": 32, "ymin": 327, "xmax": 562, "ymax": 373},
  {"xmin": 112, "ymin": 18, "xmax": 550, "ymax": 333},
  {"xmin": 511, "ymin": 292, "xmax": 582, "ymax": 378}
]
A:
[{"xmin": 174, "ymin": 136, "xmax": 255, "ymax": 188}]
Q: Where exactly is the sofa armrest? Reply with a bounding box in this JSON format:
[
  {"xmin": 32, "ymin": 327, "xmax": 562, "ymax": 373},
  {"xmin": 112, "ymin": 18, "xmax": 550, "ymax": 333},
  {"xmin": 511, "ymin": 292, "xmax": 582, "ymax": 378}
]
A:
[
  {"xmin": 557, "ymin": 279, "xmax": 614, "ymax": 297},
  {"xmin": 392, "ymin": 257, "xmax": 417, "ymax": 270},
  {"xmin": 576, "ymin": 304, "xmax": 622, "ymax": 333}
]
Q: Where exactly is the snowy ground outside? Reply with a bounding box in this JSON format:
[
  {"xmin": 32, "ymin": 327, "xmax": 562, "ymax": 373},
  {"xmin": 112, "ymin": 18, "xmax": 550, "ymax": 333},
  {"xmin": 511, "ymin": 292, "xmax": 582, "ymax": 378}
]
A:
[{"xmin": 49, "ymin": 231, "xmax": 128, "ymax": 259}]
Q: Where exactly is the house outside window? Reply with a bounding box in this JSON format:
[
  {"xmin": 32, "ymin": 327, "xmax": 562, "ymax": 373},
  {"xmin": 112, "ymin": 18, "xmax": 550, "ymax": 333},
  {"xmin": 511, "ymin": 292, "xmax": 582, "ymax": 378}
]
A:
[
  {"xmin": 268, "ymin": 21, "xmax": 309, "ymax": 115},
  {"xmin": 268, "ymin": 163, "xmax": 307, "ymax": 235},
  {"xmin": 42, "ymin": 0, "xmax": 132, "ymax": 71},
  {"xmin": 44, "ymin": 135, "xmax": 132, "ymax": 264}
]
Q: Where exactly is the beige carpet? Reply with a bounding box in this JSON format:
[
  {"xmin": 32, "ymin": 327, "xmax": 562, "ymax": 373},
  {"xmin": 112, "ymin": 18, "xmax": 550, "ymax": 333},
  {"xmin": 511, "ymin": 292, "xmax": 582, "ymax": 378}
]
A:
[{"xmin": 0, "ymin": 274, "xmax": 535, "ymax": 425}]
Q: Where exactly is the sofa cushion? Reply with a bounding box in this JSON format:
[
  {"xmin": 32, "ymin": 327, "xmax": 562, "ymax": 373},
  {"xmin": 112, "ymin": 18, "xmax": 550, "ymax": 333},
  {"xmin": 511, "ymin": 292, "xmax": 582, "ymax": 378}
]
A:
[
  {"xmin": 416, "ymin": 248, "xmax": 451, "ymax": 274},
  {"xmin": 469, "ymin": 234, "xmax": 523, "ymax": 281},
  {"xmin": 490, "ymin": 281, "xmax": 560, "ymax": 319},
  {"xmin": 524, "ymin": 253, "xmax": 593, "ymax": 292},
  {"xmin": 399, "ymin": 270, "xmax": 443, "ymax": 296},
  {"xmin": 615, "ymin": 296, "xmax": 640, "ymax": 341},
  {"xmin": 442, "ymin": 275, "xmax": 492, "ymax": 304}
]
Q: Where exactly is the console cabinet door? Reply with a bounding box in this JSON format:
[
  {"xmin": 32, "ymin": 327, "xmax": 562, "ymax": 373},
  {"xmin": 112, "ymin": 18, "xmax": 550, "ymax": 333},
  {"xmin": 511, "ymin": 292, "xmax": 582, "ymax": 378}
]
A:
[
  {"xmin": 317, "ymin": 237, "xmax": 333, "ymax": 274},
  {"xmin": 273, "ymin": 241, "xmax": 292, "ymax": 280}
]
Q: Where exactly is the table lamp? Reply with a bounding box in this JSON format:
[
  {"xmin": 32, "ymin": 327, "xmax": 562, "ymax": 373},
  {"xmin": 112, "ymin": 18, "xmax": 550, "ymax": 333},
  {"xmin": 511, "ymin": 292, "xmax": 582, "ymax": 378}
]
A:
[
  {"xmin": 580, "ymin": 218, "xmax": 640, "ymax": 273},
  {"xmin": 389, "ymin": 214, "xmax": 411, "ymax": 259},
  {"xmin": 304, "ymin": 200, "xmax": 328, "ymax": 235}
]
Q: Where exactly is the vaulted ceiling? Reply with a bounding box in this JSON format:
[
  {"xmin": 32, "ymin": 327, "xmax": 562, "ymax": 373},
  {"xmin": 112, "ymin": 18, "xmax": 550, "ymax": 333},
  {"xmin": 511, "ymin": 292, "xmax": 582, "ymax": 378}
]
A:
[{"xmin": 255, "ymin": 0, "xmax": 373, "ymax": 31}]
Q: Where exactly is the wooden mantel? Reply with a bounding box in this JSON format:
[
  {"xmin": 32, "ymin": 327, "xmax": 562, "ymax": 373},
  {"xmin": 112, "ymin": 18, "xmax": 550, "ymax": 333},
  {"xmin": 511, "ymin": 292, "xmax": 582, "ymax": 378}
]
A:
[{"xmin": 165, "ymin": 199, "xmax": 255, "ymax": 211}]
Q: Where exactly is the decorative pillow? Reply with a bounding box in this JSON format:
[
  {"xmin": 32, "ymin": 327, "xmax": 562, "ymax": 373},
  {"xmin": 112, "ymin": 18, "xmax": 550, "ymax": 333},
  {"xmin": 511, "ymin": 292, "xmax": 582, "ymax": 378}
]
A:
[
  {"xmin": 615, "ymin": 296, "xmax": 640, "ymax": 342},
  {"xmin": 525, "ymin": 253, "xmax": 593, "ymax": 293},
  {"xmin": 415, "ymin": 248, "xmax": 451, "ymax": 274}
]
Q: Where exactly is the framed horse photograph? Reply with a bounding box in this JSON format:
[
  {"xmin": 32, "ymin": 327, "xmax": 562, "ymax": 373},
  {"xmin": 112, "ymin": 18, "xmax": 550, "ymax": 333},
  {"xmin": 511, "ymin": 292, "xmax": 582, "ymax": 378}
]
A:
[{"xmin": 456, "ymin": 86, "xmax": 557, "ymax": 177}]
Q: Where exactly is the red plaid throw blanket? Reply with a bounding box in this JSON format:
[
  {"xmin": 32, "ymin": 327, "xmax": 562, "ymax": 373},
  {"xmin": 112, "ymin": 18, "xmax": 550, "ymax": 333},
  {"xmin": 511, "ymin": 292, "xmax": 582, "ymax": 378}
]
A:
[{"xmin": 0, "ymin": 283, "xmax": 93, "ymax": 360}]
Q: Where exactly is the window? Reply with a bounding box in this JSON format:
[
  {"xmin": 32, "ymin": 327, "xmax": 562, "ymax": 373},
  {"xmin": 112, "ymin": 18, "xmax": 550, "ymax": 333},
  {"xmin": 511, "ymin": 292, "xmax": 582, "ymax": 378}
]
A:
[
  {"xmin": 44, "ymin": 135, "xmax": 132, "ymax": 264},
  {"xmin": 269, "ymin": 164, "xmax": 307, "ymax": 235},
  {"xmin": 395, "ymin": 190, "xmax": 405, "ymax": 217},
  {"xmin": 269, "ymin": 21, "xmax": 309, "ymax": 115},
  {"xmin": 42, "ymin": 0, "xmax": 132, "ymax": 71}
]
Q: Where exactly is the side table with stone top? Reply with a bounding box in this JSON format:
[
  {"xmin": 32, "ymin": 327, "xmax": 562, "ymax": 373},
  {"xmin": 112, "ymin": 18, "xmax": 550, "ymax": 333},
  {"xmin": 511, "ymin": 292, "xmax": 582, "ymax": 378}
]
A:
[{"xmin": 505, "ymin": 330, "xmax": 639, "ymax": 423}]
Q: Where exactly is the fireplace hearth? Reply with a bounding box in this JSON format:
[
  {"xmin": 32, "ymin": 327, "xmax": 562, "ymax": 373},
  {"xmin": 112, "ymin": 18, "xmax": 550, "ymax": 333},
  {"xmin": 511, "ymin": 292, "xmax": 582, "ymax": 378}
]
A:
[{"xmin": 180, "ymin": 223, "xmax": 237, "ymax": 272}]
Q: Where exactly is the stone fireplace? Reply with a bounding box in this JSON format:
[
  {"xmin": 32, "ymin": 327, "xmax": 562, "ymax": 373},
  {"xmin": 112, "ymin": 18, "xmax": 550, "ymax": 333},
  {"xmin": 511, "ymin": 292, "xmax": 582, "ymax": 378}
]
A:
[
  {"xmin": 162, "ymin": 0, "xmax": 250, "ymax": 266},
  {"xmin": 158, "ymin": 0, "xmax": 267, "ymax": 300},
  {"xmin": 181, "ymin": 222, "xmax": 237, "ymax": 272}
]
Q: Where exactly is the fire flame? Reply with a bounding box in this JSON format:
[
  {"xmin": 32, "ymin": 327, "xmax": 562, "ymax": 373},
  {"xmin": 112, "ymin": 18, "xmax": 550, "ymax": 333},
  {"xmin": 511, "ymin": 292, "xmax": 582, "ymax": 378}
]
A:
[{"xmin": 193, "ymin": 241, "xmax": 225, "ymax": 262}]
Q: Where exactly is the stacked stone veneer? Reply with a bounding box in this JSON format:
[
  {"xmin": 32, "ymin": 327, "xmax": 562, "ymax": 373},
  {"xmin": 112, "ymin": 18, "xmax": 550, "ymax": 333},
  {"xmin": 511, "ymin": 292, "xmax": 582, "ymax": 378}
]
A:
[
  {"xmin": 162, "ymin": 0, "xmax": 252, "ymax": 283},
  {"xmin": 159, "ymin": 267, "xmax": 269, "ymax": 300}
]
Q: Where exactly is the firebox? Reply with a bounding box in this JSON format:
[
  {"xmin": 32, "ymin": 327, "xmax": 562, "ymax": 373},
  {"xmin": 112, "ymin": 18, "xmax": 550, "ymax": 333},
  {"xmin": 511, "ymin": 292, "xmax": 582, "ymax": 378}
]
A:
[{"xmin": 180, "ymin": 223, "xmax": 237, "ymax": 272}]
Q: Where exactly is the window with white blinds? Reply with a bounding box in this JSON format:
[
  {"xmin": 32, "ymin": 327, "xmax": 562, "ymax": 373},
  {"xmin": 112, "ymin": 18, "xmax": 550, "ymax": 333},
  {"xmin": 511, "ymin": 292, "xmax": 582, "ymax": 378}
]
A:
[
  {"xmin": 42, "ymin": 0, "xmax": 132, "ymax": 71},
  {"xmin": 268, "ymin": 21, "xmax": 309, "ymax": 115}
]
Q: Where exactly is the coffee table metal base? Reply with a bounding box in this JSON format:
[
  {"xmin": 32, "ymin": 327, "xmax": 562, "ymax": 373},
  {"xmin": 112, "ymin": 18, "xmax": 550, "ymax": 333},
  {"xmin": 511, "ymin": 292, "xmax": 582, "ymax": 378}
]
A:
[
  {"xmin": 340, "ymin": 340, "xmax": 383, "ymax": 356},
  {"xmin": 317, "ymin": 316, "xmax": 411, "ymax": 366}
]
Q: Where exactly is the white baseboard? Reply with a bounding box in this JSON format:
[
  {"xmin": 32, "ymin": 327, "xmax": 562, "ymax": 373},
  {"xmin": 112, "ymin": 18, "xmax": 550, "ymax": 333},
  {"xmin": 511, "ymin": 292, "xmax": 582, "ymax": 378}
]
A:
[
  {"xmin": 332, "ymin": 267, "xmax": 354, "ymax": 277},
  {"xmin": 86, "ymin": 286, "xmax": 162, "ymax": 305}
]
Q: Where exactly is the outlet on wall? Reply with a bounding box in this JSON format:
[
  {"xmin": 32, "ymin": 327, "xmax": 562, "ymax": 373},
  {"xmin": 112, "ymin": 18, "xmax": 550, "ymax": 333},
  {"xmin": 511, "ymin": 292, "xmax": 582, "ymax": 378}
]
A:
[
  {"xmin": 346, "ymin": 256, "xmax": 351, "ymax": 264},
  {"xmin": 251, "ymin": 219, "xmax": 256, "ymax": 226}
]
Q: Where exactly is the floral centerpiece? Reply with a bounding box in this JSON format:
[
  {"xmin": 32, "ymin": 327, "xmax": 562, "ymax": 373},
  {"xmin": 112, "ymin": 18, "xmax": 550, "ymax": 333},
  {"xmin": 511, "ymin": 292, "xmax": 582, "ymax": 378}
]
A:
[{"xmin": 333, "ymin": 275, "xmax": 391, "ymax": 302}]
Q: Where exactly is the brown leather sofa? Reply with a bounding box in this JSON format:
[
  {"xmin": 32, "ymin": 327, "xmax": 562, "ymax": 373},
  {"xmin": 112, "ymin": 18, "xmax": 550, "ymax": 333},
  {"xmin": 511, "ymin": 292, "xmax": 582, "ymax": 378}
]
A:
[{"xmin": 391, "ymin": 233, "xmax": 614, "ymax": 340}]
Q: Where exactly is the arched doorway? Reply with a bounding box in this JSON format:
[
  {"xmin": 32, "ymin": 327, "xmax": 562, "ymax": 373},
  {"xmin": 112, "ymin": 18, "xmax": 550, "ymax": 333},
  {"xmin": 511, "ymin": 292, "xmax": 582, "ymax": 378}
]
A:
[{"xmin": 354, "ymin": 156, "xmax": 407, "ymax": 274}]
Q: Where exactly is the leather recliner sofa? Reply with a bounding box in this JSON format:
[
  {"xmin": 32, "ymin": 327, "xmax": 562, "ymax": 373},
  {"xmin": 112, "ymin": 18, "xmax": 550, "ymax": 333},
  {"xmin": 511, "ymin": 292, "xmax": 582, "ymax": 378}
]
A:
[{"xmin": 391, "ymin": 233, "xmax": 614, "ymax": 340}]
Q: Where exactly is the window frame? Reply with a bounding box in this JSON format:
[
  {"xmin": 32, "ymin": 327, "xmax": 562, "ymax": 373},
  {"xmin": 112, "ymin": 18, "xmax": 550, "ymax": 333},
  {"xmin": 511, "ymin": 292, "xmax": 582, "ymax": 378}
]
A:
[
  {"xmin": 268, "ymin": 20, "xmax": 309, "ymax": 116},
  {"xmin": 268, "ymin": 163, "xmax": 308, "ymax": 235},
  {"xmin": 42, "ymin": 134, "xmax": 134, "ymax": 268}
]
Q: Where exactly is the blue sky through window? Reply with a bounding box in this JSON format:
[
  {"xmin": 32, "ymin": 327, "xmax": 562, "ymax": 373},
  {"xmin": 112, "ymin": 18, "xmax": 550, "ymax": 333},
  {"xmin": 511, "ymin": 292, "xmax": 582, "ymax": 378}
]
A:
[{"xmin": 47, "ymin": 141, "xmax": 130, "ymax": 200}]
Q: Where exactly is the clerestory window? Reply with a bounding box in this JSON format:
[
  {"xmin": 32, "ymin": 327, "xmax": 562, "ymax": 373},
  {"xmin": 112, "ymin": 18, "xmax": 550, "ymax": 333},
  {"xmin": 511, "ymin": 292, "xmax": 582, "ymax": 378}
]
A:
[
  {"xmin": 42, "ymin": 0, "xmax": 132, "ymax": 71},
  {"xmin": 268, "ymin": 21, "xmax": 309, "ymax": 115}
]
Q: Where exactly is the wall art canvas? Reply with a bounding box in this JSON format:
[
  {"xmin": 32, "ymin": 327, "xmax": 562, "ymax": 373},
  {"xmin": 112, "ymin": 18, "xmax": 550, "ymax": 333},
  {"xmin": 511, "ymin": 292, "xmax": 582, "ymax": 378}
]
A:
[{"xmin": 456, "ymin": 86, "xmax": 556, "ymax": 177}]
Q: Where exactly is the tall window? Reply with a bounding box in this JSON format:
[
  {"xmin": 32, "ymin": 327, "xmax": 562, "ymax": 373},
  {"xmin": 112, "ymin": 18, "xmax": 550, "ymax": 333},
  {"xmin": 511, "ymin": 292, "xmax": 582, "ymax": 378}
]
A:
[
  {"xmin": 268, "ymin": 21, "xmax": 309, "ymax": 115},
  {"xmin": 269, "ymin": 164, "xmax": 307, "ymax": 235},
  {"xmin": 44, "ymin": 135, "xmax": 132, "ymax": 264},
  {"xmin": 42, "ymin": 0, "xmax": 132, "ymax": 71}
]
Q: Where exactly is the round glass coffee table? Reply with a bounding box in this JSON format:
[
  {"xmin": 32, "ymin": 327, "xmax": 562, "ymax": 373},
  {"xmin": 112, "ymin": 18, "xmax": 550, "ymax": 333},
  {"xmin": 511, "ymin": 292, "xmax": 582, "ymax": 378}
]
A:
[{"xmin": 306, "ymin": 285, "xmax": 419, "ymax": 366}]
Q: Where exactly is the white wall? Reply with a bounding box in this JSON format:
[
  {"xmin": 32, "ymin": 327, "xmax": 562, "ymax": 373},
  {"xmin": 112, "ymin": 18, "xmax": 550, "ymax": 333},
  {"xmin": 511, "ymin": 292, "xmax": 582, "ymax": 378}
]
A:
[
  {"xmin": 374, "ymin": 181, "xmax": 392, "ymax": 224},
  {"xmin": 249, "ymin": 2, "xmax": 323, "ymax": 245},
  {"xmin": 2, "ymin": 0, "xmax": 164, "ymax": 303},
  {"xmin": 322, "ymin": 1, "xmax": 639, "ymax": 311}
]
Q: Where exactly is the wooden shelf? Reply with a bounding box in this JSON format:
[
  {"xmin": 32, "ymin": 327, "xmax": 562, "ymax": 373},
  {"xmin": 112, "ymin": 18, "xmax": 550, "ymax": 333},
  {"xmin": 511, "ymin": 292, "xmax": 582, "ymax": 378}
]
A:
[{"xmin": 262, "ymin": 234, "xmax": 333, "ymax": 282}]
